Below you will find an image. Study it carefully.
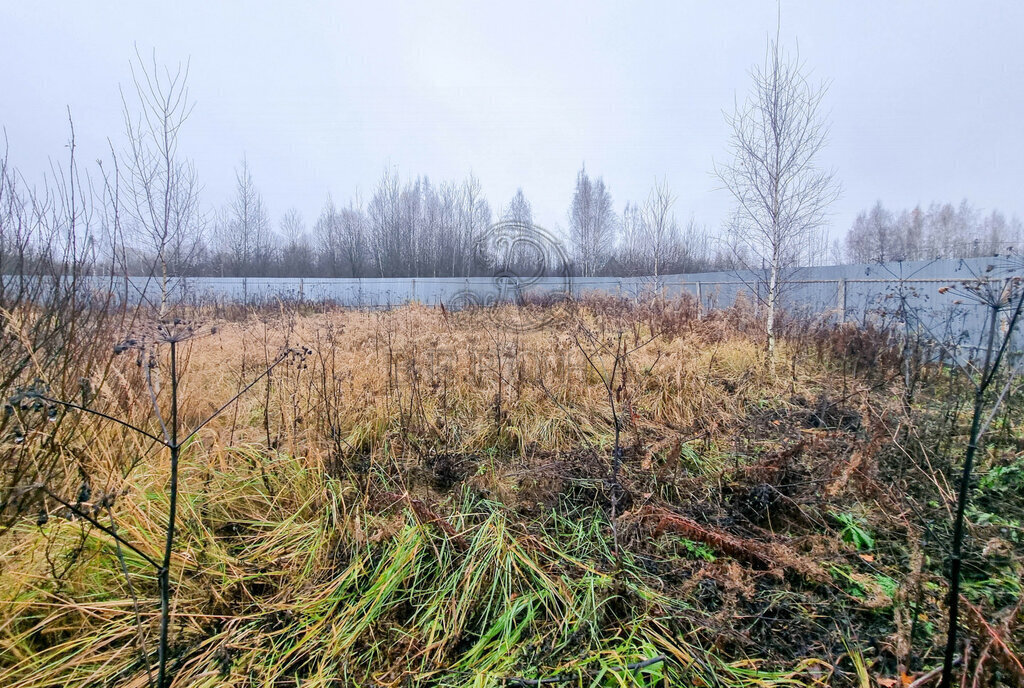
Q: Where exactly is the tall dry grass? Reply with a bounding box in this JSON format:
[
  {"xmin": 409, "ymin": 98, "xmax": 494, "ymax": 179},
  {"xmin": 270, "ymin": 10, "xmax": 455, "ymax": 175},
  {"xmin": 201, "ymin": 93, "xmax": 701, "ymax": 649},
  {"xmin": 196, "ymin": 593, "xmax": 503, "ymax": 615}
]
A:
[
  {"xmin": 2, "ymin": 297, "xmax": 973, "ymax": 687},
  {"xmin": 172, "ymin": 300, "xmax": 821, "ymax": 460}
]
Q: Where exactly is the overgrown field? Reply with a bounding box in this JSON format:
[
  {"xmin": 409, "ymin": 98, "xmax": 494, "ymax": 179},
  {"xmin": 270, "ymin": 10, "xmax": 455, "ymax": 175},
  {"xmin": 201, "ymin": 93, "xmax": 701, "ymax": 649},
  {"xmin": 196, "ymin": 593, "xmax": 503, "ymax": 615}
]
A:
[{"xmin": 2, "ymin": 298, "xmax": 1023, "ymax": 686}]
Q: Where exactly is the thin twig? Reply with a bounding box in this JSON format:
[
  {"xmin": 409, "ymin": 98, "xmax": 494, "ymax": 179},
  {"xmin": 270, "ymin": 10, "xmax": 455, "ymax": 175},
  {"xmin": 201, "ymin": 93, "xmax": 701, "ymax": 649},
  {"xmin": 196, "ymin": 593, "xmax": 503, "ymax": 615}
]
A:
[
  {"xmin": 178, "ymin": 350, "xmax": 289, "ymax": 446},
  {"xmin": 39, "ymin": 395, "xmax": 166, "ymax": 445},
  {"xmin": 908, "ymin": 657, "xmax": 963, "ymax": 688},
  {"xmin": 39, "ymin": 487, "xmax": 161, "ymax": 569}
]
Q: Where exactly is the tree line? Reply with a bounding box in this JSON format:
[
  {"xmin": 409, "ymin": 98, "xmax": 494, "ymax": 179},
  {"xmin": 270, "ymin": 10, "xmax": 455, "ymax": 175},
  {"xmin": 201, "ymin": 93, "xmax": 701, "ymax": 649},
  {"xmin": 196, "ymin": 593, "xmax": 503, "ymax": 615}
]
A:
[
  {"xmin": 0, "ymin": 53, "xmax": 768, "ymax": 282},
  {"xmin": 101, "ymin": 149, "xmax": 1022, "ymax": 282},
  {"xmin": 109, "ymin": 158, "xmax": 742, "ymax": 279},
  {"xmin": 2, "ymin": 52, "xmax": 1019, "ymax": 288},
  {"xmin": 844, "ymin": 199, "xmax": 1023, "ymax": 264}
]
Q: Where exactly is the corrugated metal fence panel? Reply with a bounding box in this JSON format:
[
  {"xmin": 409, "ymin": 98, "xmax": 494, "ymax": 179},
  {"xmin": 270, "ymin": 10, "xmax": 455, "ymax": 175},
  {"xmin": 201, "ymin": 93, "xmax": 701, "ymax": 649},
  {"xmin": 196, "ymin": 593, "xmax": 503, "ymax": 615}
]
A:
[{"xmin": 67, "ymin": 255, "xmax": 1022, "ymax": 352}]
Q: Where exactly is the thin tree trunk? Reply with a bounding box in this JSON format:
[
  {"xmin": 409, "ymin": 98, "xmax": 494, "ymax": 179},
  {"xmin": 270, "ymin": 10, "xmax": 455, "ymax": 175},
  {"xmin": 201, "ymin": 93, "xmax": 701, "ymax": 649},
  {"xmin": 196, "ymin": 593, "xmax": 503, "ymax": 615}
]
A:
[
  {"xmin": 157, "ymin": 340, "xmax": 179, "ymax": 688},
  {"xmin": 940, "ymin": 302, "xmax": 1000, "ymax": 688},
  {"xmin": 766, "ymin": 259, "xmax": 778, "ymax": 358}
]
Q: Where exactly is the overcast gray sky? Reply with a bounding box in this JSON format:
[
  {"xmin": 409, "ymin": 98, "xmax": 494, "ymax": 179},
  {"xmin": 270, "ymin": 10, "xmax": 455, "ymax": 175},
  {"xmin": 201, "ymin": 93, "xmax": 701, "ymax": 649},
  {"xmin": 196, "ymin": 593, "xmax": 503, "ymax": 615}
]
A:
[{"xmin": 2, "ymin": 1, "xmax": 1023, "ymax": 243}]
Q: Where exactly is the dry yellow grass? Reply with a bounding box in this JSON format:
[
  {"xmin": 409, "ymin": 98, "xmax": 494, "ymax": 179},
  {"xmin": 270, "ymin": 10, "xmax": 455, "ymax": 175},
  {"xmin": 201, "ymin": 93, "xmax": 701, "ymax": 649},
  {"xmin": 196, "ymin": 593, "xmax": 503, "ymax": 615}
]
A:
[
  {"xmin": 1, "ymin": 299, "xmax": 906, "ymax": 688},
  {"xmin": 123, "ymin": 301, "xmax": 826, "ymax": 467}
]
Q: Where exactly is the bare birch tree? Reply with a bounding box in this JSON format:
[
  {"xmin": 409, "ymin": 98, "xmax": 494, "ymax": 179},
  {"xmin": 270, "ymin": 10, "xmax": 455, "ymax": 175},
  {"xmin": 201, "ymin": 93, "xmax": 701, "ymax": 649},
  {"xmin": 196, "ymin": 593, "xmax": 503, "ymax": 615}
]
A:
[
  {"xmin": 223, "ymin": 158, "xmax": 273, "ymax": 276},
  {"xmin": 569, "ymin": 165, "xmax": 617, "ymax": 277},
  {"xmin": 714, "ymin": 37, "xmax": 839, "ymax": 358},
  {"xmin": 641, "ymin": 179, "xmax": 679, "ymax": 278},
  {"xmin": 368, "ymin": 167, "xmax": 401, "ymax": 277},
  {"xmin": 338, "ymin": 201, "xmax": 368, "ymax": 278},
  {"xmin": 619, "ymin": 201, "xmax": 646, "ymax": 275},
  {"xmin": 313, "ymin": 195, "xmax": 341, "ymax": 276},
  {"xmin": 845, "ymin": 201, "xmax": 896, "ymax": 264},
  {"xmin": 457, "ymin": 174, "xmax": 491, "ymax": 276},
  {"xmin": 502, "ymin": 188, "xmax": 534, "ymax": 271},
  {"xmin": 121, "ymin": 50, "xmax": 203, "ymax": 312},
  {"xmin": 279, "ymin": 207, "xmax": 312, "ymax": 276}
]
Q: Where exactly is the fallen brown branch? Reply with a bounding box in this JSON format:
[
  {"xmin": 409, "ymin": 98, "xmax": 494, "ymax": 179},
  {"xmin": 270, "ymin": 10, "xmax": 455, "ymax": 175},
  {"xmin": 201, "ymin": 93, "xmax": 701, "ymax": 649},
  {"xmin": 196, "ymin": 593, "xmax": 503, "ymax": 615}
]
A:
[
  {"xmin": 626, "ymin": 505, "xmax": 828, "ymax": 582},
  {"xmin": 649, "ymin": 509, "xmax": 774, "ymax": 568}
]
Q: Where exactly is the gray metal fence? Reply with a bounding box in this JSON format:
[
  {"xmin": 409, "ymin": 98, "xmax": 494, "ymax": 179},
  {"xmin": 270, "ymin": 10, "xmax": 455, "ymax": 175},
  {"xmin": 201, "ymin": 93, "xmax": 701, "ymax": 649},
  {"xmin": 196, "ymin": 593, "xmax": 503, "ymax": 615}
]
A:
[{"xmin": 68, "ymin": 255, "xmax": 1021, "ymax": 354}]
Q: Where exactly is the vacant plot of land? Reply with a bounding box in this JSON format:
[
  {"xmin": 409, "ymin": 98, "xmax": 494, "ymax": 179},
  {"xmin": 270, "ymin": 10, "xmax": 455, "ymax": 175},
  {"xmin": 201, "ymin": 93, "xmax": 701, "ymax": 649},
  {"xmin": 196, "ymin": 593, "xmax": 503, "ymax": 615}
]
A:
[{"xmin": 1, "ymin": 299, "xmax": 1022, "ymax": 687}]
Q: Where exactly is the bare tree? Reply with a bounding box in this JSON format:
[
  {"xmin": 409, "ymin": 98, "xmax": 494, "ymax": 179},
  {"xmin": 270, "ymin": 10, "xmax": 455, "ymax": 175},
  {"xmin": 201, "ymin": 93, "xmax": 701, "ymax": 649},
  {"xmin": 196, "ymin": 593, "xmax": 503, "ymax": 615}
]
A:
[
  {"xmin": 338, "ymin": 201, "xmax": 368, "ymax": 278},
  {"xmin": 569, "ymin": 165, "xmax": 617, "ymax": 276},
  {"xmin": 431, "ymin": 180, "xmax": 459, "ymax": 277},
  {"xmin": 678, "ymin": 217, "xmax": 713, "ymax": 271},
  {"xmin": 502, "ymin": 187, "xmax": 534, "ymax": 271},
  {"xmin": 325, "ymin": 170, "xmax": 491, "ymax": 279},
  {"xmin": 457, "ymin": 174, "xmax": 491, "ymax": 276},
  {"xmin": 121, "ymin": 50, "xmax": 203, "ymax": 312},
  {"xmin": 925, "ymin": 201, "xmax": 973, "ymax": 258},
  {"xmin": 398, "ymin": 176, "xmax": 423, "ymax": 275},
  {"xmin": 714, "ymin": 36, "xmax": 840, "ymax": 357},
  {"xmin": 223, "ymin": 157, "xmax": 273, "ymax": 276},
  {"xmin": 502, "ymin": 187, "xmax": 533, "ymax": 227},
  {"xmin": 278, "ymin": 207, "xmax": 312, "ymax": 276},
  {"xmin": 846, "ymin": 201, "xmax": 896, "ymax": 263},
  {"xmin": 618, "ymin": 201, "xmax": 646, "ymax": 275},
  {"xmin": 313, "ymin": 195, "xmax": 341, "ymax": 276},
  {"xmin": 368, "ymin": 167, "xmax": 401, "ymax": 277},
  {"xmin": 897, "ymin": 205, "xmax": 926, "ymax": 260},
  {"xmin": 314, "ymin": 195, "xmax": 369, "ymax": 279},
  {"xmin": 979, "ymin": 209, "xmax": 1022, "ymax": 256},
  {"xmin": 844, "ymin": 200, "xmax": 1021, "ymax": 263},
  {"xmin": 641, "ymin": 178, "xmax": 679, "ymax": 278}
]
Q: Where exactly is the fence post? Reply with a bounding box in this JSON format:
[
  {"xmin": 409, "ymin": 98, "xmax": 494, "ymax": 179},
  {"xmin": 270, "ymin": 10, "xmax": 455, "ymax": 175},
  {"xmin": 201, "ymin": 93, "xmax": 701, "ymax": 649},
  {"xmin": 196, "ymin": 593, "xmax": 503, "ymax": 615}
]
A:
[
  {"xmin": 695, "ymin": 281, "xmax": 703, "ymax": 314},
  {"xmin": 1002, "ymin": 277, "xmax": 1012, "ymax": 337},
  {"xmin": 837, "ymin": 278, "xmax": 847, "ymax": 323},
  {"xmin": 299, "ymin": 277, "xmax": 304, "ymax": 301},
  {"xmin": 411, "ymin": 278, "xmax": 416, "ymax": 304}
]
